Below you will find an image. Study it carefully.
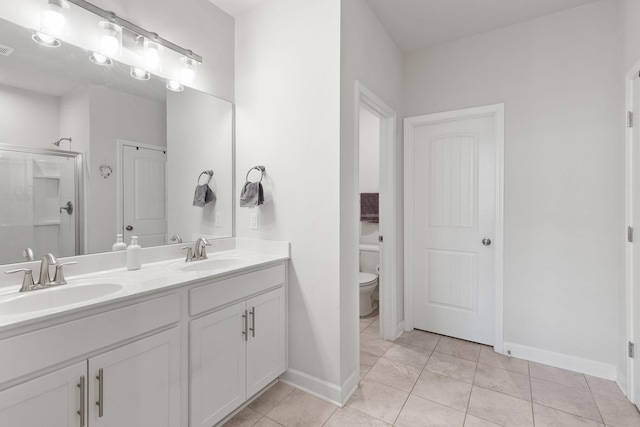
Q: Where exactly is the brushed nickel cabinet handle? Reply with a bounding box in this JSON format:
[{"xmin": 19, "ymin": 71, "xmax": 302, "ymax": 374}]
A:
[
  {"xmin": 77, "ymin": 375, "xmax": 85, "ymax": 427},
  {"xmin": 249, "ymin": 307, "xmax": 255, "ymax": 338},
  {"xmin": 96, "ymin": 368, "xmax": 104, "ymax": 417},
  {"xmin": 242, "ymin": 310, "xmax": 248, "ymax": 341}
]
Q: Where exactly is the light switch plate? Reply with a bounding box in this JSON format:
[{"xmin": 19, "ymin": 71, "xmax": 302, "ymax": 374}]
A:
[
  {"xmin": 215, "ymin": 213, "xmax": 222, "ymax": 227},
  {"xmin": 250, "ymin": 213, "xmax": 258, "ymax": 230}
]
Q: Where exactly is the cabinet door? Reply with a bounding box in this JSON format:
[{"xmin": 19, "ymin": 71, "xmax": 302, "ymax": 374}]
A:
[
  {"xmin": 88, "ymin": 327, "xmax": 181, "ymax": 427},
  {"xmin": 246, "ymin": 287, "xmax": 286, "ymax": 397},
  {"xmin": 190, "ymin": 301, "xmax": 247, "ymax": 427},
  {"xmin": 0, "ymin": 361, "xmax": 87, "ymax": 427}
]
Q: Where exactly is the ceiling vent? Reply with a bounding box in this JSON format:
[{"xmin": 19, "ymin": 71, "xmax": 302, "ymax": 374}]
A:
[{"xmin": 0, "ymin": 44, "xmax": 15, "ymax": 56}]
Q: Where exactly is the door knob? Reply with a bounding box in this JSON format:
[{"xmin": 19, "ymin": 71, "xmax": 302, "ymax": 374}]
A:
[
  {"xmin": 126, "ymin": 225, "xmax": 133, "ymax": 231},
  {"xmin": 482, "ymin": 238, "xmax": 492, "ymax": 246},
  {"xmin": 59, "ymin": 201, "xmax": 73, "ymax": 215}
]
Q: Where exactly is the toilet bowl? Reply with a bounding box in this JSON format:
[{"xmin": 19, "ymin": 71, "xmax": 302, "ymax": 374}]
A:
[{"xmin": 359, "ymin": 271, "xmax": 379, "ymax": 317}]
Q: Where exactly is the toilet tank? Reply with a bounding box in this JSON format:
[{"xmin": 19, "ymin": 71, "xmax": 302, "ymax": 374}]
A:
[{"xmin": 359, "ymin": 244, "xmax": 379, "ymax": 275}]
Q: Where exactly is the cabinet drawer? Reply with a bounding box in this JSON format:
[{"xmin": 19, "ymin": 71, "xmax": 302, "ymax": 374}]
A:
[
  {"xmin": 0, "ymin": 294, "xmax": 180, "ymax": 385},
  {"xmin": 189, "ymin": 264, "xmax": 285, "ymax": 316}
]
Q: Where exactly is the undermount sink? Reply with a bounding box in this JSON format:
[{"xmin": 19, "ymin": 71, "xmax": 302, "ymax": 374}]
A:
[
  {"xmin": 178, "ymin": 258, "xmax": 248, "ymax": 272},
  {"xmin": 0, "ymin": 279, "xmax": 128, "ymax": 315}
]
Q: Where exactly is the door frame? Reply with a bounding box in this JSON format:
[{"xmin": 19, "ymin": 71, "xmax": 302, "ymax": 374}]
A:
[
  {"xmin": 354, "ymin": 81, "xmax": 399, "ymax": 341},
  {"xmin": 403, "ymin": 104, "xmax": 505, "ymax": 352},
  {"xmin": 625, "ymin": 59, "xmax": 640, "ymax": 404},
  {"xmin": 116, "ymin": 139, "xmax": 167, "ymax": 237}
]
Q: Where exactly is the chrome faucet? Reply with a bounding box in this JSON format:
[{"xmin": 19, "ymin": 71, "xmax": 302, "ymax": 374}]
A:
[
  {"xmin": 194, "ymin": 237, "xmax": 211, "ymax": 260},
  {"xmin": 182, "ymin": 237, "xmax": 212, "ymax": 262},
  {"xmin": 4, "ymin": 253, "xmax": 76, "ymax": 292},
  {"xmin": 22, "ymin": 248, "xmax": 34, "ymax": 261},
  {"xmin": 38, "ymin": 253, "xmax": 58, "ymax": 286},
  {"xmin": 170, "ymin": 234, "xmax": 183, "ymax": 244}
]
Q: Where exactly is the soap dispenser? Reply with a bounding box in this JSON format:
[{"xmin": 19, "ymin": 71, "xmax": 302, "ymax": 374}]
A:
[
  {"xmin": 127, "ymin": 236, "xmax": 142, "ymax": 270},
  {"xmin": 112, "ymin": 234, "xmax": 127, "ymax": 251}
]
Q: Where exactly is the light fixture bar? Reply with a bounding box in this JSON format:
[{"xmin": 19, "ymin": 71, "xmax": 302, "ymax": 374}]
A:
[{"xmin": 65, "ymin": 0, "xmax": 202, "ymax": 63}]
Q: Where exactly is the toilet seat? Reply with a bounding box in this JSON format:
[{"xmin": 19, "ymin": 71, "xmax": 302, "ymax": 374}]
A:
[{"xmin": 359, "ymin": 272, "xmax": 377, "ymax": 287}]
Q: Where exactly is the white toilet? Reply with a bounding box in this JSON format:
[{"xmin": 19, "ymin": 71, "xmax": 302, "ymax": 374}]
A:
[{"xmin": 359, "ymin": 266, "xmax": 379, "ymax": 317}]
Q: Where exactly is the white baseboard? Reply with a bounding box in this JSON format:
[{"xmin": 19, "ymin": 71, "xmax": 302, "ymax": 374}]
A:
[
  {"xmin": 503, "ymin": 342, "xmax": 617, "ymax": 380},
  {"xmin": 617, "ymin": 367, "xmax": 629, "ymax": 397},
  {"xmin": 280, "ymin": 368, "xmax": 358, "ymax": 407},
  {"xmin": 396, "ymin": 321, "xmax": 405, "ymax": 339}
]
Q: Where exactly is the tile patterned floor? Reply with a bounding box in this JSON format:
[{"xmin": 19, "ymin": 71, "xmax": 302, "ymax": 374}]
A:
[{"xmin": 223, "ymin": 315, "xmax": 640, "ymax": 426}]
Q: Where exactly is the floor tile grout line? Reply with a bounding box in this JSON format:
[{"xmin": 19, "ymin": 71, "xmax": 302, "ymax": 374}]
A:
[
  {"xmin": 532, "ymin": 400, "xmax": 611, "ymax": 426},
  {"xmin": 389, "ymin": 337, "xmax": 439, "ymax": 426},
  {"xmin": 462, "ymin": 353, "xmax": 480, "ymax": 426},
  {"xmin": 583, "ymin": 375, "xmax": 607, "ymax": 425},
  {"xmin": 319, "ymin": 406, "xmax": 338, "ymax": 427}
]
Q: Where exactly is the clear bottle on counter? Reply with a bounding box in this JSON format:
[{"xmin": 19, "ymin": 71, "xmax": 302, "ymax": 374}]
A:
[
  {"xmin": 112, "ymin": 234, "xmax": 127, "ymax": 251},
  {"xmin": 126, "ymin": 236, "xmax": 142, "ymax": 270}
]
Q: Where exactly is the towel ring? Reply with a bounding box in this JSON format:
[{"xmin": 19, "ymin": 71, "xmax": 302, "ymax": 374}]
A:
[
  {"xmin": 198, "ymin": 170, "xmax": 214, "ymax": 185},
  {"xmin": 245, "ymin": 166, "xmax": 265, "ymax": 183}
]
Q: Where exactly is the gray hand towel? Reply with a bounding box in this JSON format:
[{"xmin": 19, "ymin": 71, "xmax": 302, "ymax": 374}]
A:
[
  {"xmin": 360, "ymin": 193, "xmax": 379, "ymax": 223},
  {"xmin": 193, "ymin": 184, "xmax": 216, "ymax": 208},
  {"xmin": 239, "ymin": 181, "xmax": 264, "ymax": 207}
]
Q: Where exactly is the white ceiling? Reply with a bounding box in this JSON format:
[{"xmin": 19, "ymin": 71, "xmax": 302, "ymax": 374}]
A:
[
  {"xmin": 364, "ymin": 0, "xmax": 601, "ymax": 52},
  {"xmin": 208, "ymin": 0, "xmax": 264, "ymax": 17},
  {"xmin": 210, "ymin": 0, "xmax": 602, "ymax": 52}
]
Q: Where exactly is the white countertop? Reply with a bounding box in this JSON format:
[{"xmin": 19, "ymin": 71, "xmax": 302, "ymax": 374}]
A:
[{"xmin": 0, "ymin": 238, "xmax": 289, "ymax": 331}]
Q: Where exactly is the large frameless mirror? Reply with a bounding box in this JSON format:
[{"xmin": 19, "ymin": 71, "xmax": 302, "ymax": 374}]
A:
[{"xmin": 0, "ymin": 12, "xmax": 233, "ymax": 265}]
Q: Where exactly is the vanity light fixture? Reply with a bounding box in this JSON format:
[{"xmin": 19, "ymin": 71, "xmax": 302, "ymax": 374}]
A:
[
  {"xmin": 143, "ymin": 39, "xmax": 162, "ymax": 71},
  {"xmin": 89, "ymin": 52, "xmax": 112, "ymax": 66},
  {"xmin": 98, "ymin": 21, "xmax": 122, "ymax": 58},
  {"xmin": 31, "ymin": 31, "xmax": 61, "ymax": 47},
  {"xmin": 34, "ymin": 0, "xmax": 203, "ymax": 87},
  {"xmin": 180, "ymin": 57, "xmax": 198, "ymax": 84},
  {"xmin": 41, "ymin": 0, "xmax": 69, "ymax": 37},
  {"xmin": 130, "ymin": 66, "xmax": 151, "ymax": 81},
  {"xmin": 166, "ymin": 80, "xmax": 184, "ymax": 92},
  {"xmin": 32, "ymin": 0, "xmax": 69, "ymax": 48},
  {"xmin": 64, "ymin": 0, "xmax": 202, "ymax": 63}
]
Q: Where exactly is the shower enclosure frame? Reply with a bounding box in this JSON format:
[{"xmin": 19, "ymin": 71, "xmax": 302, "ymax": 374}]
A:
[{"xmin": 0, "ymin": 143, "xmax": 84, "ymax": 258}]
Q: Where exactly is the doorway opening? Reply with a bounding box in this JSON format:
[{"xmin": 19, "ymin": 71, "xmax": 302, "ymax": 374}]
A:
[{"xmin": 354, "ymin": 81, "xmax": 399, "ymax": 347}]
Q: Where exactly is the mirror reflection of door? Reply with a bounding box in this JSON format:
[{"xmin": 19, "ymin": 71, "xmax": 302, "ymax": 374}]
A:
[{"xmin": 122, "ymin": 145, "xmax": 167, "ymax": 248}]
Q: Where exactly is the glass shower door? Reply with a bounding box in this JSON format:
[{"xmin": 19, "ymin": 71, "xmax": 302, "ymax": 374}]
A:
[{"xmin": 0, "ymin": 146, "xmax": 81, "ymax": 264}]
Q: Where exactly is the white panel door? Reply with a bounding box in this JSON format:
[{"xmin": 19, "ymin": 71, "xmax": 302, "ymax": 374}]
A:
[
  {"xmin": 190, "ymin": 301, "xmax": 247, "ymax": 427},
  {"xmin": 0, "ymin": 361, "xmax": 86, "ymax": 427},
  {"xmin": 88, "ymin": 328, "xmax": 181, "ymax": 427},
  {"xmin": 246, "ymin": 287, "xmax": 286, "ymax": 397},
  {"xmin": 410, "ymin": 112, "xmax": 496, "ymax": 345},
  {"xmin": 122, "ymin": 145, "xmax": 167, "ymax": 248},
  {"xmin": 632, "ymin": 75, "xmax": 640, "ymax": 409}
]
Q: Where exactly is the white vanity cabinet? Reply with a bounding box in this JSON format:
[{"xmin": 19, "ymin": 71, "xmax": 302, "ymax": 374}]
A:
[
  {"xmin": 0, "ymin": 361, "xmax": 86, "ymax": 427},
  {"xmin": 0, "ymin": 294, "xmax": 182, "ymax": 427},
  {"xmin": 189, "ymin": 264, "xmax": 286, "ymax": 427},
  {"xmin": 0, "ymin": 327, "xmax": 180, "ymax": 427},
  {"xmin": 87, "ymin": 327, "xmax": 181, "ymax": 427},
  {"xmin": 0, "ymin": 256, "xmax": 288, "ymax": 427}
]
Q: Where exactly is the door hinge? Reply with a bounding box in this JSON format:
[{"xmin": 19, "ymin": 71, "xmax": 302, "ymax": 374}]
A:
[
  {"xmin": 628, "ymin": 111, "xmax": 634, "ymax": 128},
  {"xmin": 378, "ymin": 235, "xmax": 384, "ymax": 243},
  {"xmin": 629, "ymin": 341, "xmax": 635, "ymax": 358},
  {"xmin": 628, "ymin": 226, "xmax": 634, "ymax": 243}
]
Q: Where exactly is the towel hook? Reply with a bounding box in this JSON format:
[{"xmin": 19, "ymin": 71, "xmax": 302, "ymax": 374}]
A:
[
  {"xmin": 245, "ymin": 166, "xmax": 265, "ymax": 183},
  {"xmin": 197, "ymin": 170, "xmax": 214, "ymax": 185}
]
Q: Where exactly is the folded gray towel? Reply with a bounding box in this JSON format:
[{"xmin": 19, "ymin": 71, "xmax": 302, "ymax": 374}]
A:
[
  {"xmin": 360, "ymin": 193, "xmax": 379, "ymax": 223},
  {"xmin": 240, "ymin": 181, "xmax": 264, "ymax": 207},
  {"xmin": 193, "ymin": 184, "xmax": 216, "ymax": 208}
]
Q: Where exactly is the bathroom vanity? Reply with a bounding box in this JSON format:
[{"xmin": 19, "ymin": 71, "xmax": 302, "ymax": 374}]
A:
[{"xmin": 0, "ymin": 239, "xmax": 289, "ymax": 427}]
